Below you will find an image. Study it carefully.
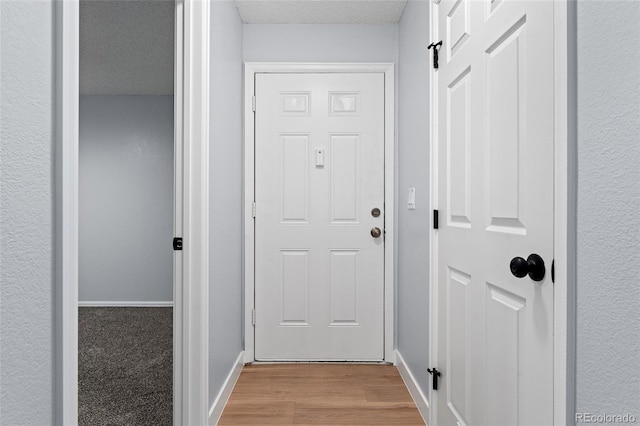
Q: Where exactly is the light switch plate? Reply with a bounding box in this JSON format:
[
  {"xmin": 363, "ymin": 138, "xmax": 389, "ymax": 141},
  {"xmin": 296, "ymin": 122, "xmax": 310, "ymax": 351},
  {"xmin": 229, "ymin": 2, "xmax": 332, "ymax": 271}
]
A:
[{"xmin": 408, "ymin": 187, "xmax": 416, "ymax": 210}]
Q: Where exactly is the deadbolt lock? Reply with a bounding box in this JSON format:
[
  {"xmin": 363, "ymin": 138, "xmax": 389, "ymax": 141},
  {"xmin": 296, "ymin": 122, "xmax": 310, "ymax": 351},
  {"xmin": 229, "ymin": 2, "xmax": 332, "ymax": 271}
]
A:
[{"xmin": 371, "ymin": 207, "xmax": 381, "ymax": 217}]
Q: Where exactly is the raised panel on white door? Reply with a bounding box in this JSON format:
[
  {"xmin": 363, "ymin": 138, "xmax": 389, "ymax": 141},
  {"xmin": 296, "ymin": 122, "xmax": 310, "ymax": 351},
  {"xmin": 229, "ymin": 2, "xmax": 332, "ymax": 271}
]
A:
[
  {"xmin": 330, "ymin": 92, "xmax": 360, "ymax": 115},
  {"xmin": 280, "ymin": 92, "xmax": 310, "ymax": 116},
  {"xmin": 330, "ymin": 250, "xmax": 359, "ymax": 326},
  {"xmin": 330, "ymin": 134, "xmax": 360, "ymax": 223},
  {"xmin": 447, "ymin": 67, "xmax": 472, "ymax": 227},
  {"xmin": 447, "ymin": 267, "xmax": 471, "ymax": 426},
  {"xmin": 485, "ymin": 283, "xmax": 525, "ymax": 426},
  {"xmin": 486, "ymin": 17, "xmax": 527, "ymax": 235},
  {"xmin": 447, "ymin": 0, "xmax": 470, "ymax": 60},
  {"xmin": 485, "ymin": 0, "xmax": 505, "ymax": 20},
  {"xmin": 281, "ymin": 134, "xmax": 309, "ymax": 223},
  {"xmin": 280, "ymin": 250, "xmax": 310, "ymax": 326}
]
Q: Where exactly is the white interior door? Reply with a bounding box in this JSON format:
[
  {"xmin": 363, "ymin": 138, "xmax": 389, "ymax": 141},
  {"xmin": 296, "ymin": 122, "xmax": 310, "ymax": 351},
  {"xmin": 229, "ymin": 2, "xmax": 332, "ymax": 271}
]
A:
[
  {"xmin": 254, "ymin": 72, "xmax": 385, "ymax": 361},
  {"xmin": 434, "ymin": 0, "xmax": 554, "ymax": 425}
]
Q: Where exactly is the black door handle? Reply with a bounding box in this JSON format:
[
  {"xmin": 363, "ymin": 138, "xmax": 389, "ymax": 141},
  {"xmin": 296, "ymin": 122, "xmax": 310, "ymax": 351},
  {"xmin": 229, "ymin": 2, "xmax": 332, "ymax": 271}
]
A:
[{"xmin": 510, "ymin": 254, "xmax": 546, "ymax": 281}]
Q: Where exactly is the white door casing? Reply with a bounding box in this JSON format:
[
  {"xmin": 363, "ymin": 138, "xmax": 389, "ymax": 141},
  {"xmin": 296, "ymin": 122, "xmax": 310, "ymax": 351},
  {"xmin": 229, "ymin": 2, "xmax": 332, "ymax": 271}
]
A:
[
  {"xmin": 432, "ymin": 1, "xmax": 555, "ymax": 425},
  {"xmin": 254, "ymin": 72, "xmax": 385, "ymax": 360},
  {"xmin": 55, "ymin": 1, "xmax": 79, "ymax": 423},
  {"xmin": 243, "ymin": 63, "xmax": 395, "ymax": 364},
  {"xmin": 178, "ymin": 0, "xmax": 210, "ymax": 422}
]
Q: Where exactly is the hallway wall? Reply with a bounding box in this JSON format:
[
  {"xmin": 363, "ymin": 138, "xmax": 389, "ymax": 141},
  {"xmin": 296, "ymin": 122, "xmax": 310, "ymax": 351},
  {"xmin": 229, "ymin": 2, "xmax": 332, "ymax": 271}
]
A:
[
  {"xmin": 209, "ymin": 0, "xmax": 244, "ymax": 409},
  {"xmin": 397, "ymin": 0, "xmax": 431, "ymax": 401},
  {"xmin": 79, "ymin": 96, "xmax": 174, "ymax": 304},
  {"xmin": 576, "ymin": 0, "xmax": 640, "ymax": 418},
  {"xmin": 0, "ymin": 1, "xmax": 56, "ymax": 423},
  {"xmin": 243, "ymin": 24, "xmax": 398, "ymax": 63}
]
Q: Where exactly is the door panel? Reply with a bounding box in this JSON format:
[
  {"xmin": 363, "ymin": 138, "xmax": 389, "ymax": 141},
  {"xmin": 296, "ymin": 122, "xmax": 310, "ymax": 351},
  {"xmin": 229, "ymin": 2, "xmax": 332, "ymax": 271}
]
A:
[
  {"xmin": 447, "ymin": 66, "xmax": 472, "ymax": 227},
  {"xmin": 280, "ymin": 250, "xmax": 310, "ymax": 325},
  {"xmin": 255, "ymin": 73, "xmax": 385, "ymax": 361},
  {"xmin": 330, "ymin": 250, "xmax": 359, "ymax": 325},
  {"xmin": 281, "ymin": 135, "xmax": 309, "ymax": 222},
  {"xmin": 446, "ymin": 267, "xmax": 471, "ymax": 425},
  {"xmin": 484, "ymin": 283, "xmax": 524, "ymax": 426},
  {"xmin": 330, "ymin": 134, "xmax": 360, "ymax": 223},
  {"xmin": 435, "ymin": 0, "xmax": 554, "ymax": 424},
  {"xmin": 486, "ymin": 17, "xmax": 527, "ymax": 232}
]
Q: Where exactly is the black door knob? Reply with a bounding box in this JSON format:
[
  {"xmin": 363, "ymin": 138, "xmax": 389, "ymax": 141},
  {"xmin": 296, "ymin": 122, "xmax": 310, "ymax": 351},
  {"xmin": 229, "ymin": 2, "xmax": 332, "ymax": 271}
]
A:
[{"xmin": 510, "ymin": 254, "xmax": 546, "ymax": 281}]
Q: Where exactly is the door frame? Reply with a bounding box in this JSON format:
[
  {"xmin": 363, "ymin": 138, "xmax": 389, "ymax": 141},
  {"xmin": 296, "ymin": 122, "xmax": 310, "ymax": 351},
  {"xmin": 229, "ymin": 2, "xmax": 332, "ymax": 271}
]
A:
[
  {"xmin": 54, "ymin": 1, "xmax": 211, "ymax": 424},
  {"xmin": 427, "ymin": 1, "xmax": 574, "ymax": 425},
  {"xmin": 243, "ymin": 63, "xmax": 396, "ymax": 364}
]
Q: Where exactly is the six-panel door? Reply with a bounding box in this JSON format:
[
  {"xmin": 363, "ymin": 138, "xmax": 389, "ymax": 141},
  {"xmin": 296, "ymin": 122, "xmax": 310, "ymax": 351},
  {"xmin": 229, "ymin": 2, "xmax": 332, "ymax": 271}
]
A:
[
  {"xmin": 435, "ymin": 0, "xmax": 555, "ymax": 424},
  {"xmin": 254, "ymin": 73, "xmax": 385, "ymax": 361}
]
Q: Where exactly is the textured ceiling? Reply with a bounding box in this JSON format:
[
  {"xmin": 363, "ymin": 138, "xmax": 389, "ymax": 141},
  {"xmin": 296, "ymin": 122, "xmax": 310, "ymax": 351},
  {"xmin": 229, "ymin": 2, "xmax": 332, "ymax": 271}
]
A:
[
  {"xmin": 79, "ymin": 0, "xmax": 406, "ymax": 95},
  {"xmin": 80, "ymin": 0, "xmax": 174, "ymax": 95},
  {"xmin": 235, "ymin": 0, "xmax": 408, "ymax": 24}
]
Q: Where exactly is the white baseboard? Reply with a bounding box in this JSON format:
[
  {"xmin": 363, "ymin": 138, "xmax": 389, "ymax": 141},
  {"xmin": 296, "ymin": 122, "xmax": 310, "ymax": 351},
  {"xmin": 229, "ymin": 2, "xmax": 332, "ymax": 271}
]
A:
[
  {"xmin": 78, "ymin": 301, "xmax": 174, "ymax": 307},
  {"xmin": 209, "ymin": 351, "xmax": 244, "ymax": 425},
  {"xmin": 396, "ymin": 350, "xmax": 429, "ymax": 425}
]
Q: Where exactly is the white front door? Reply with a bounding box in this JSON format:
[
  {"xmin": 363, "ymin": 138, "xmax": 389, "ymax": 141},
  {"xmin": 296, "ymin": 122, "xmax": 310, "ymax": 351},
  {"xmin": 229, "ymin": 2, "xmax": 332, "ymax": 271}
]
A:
[
  {"xmin": 434, "ymin": 0, "xmax": 554, "ymax": 425},
  {"xmin": 254, "ymin": 73, "xmax": 385, "ymax": 361}
]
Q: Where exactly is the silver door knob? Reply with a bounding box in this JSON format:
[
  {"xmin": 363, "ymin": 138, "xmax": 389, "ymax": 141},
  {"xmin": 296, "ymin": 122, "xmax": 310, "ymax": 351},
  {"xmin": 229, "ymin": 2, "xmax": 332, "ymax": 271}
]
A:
[{"xmin": 371, "ymin": 227, "xmax": 382, "ymax": 238}]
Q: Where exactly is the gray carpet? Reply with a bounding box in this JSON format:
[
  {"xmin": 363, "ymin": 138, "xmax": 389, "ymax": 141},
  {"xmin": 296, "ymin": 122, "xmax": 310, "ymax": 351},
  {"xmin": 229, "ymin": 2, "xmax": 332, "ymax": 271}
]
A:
[{"xmin": 79, "ymin": 307, "xmax": 172, "ymax": 426}]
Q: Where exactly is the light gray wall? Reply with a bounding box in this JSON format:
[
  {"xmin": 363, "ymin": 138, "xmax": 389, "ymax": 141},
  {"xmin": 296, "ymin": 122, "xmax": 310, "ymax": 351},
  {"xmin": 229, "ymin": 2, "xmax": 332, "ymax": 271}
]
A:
[
  {"xmin": 209, "ymin": 0, "xmax": 244, "ymax": 406},
  {"xmin": 235, "ymin": 0, "xmax": 407, "ymax": 24},
  {"xmin": 79, "ymin": 96, "xmax": 174, "ymax": 303},
  {"xmin": 576, "ymin": 0, "xmax": 640, "ymax": 419},
  {"xmin": 0, "ymin": 1, "xmax": 55, "ymax": 423},
  {"xmin": 397, "ymin": 0, "xmax": 430, "ymax": 399},
  {"xmin": 243, "ymin": 24, "xmax": 398, "ymax": 62}
]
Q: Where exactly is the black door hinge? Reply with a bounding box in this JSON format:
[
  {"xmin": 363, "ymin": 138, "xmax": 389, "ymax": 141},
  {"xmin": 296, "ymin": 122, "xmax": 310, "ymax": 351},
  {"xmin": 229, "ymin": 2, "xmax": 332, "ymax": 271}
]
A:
[
  {"xmin": 427, "ymin": 40, "xmax": 443, "ymax": 69},
  {"xmin": 173, "ymin": 237, "xmax": 183, "ymax": 251},
  {"xmin": 433, "ymin": 210, "xmax": 439, "ymax": 229},
  {"xmin": 427, "ymin": 368, "xmax": 442, "ymax": 390}
]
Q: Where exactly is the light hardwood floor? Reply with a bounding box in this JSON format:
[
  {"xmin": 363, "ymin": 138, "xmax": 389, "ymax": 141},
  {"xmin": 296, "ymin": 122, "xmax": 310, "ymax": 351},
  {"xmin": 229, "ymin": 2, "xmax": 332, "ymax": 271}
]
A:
[{"xmin": 218, "ymin": 364, "xmax": 425, "ymax": 425}]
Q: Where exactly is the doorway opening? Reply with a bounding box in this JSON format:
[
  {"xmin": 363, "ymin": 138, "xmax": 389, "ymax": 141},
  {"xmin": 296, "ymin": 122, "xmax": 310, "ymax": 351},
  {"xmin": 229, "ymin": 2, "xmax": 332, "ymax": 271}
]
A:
[{"xmin": 77, "ymin": 1, "xmax": 175, "ymax": 423}]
